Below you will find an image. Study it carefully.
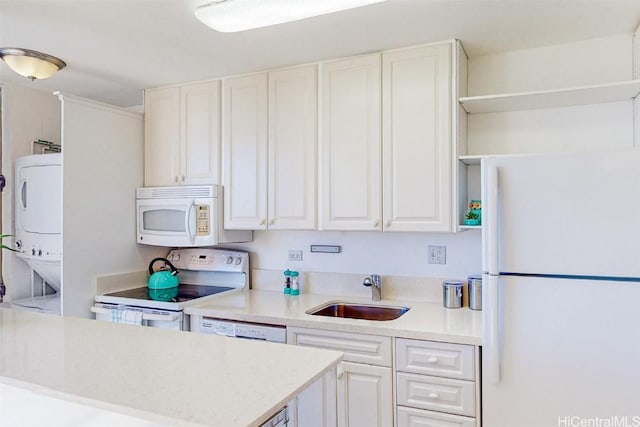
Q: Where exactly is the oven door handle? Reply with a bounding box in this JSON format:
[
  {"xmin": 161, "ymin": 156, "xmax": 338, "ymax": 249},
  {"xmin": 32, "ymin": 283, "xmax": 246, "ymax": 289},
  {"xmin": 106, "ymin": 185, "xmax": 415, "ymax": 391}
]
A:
[{"xmin": 91, "ymin": 306, "xmax": 180, "ymax": 322}]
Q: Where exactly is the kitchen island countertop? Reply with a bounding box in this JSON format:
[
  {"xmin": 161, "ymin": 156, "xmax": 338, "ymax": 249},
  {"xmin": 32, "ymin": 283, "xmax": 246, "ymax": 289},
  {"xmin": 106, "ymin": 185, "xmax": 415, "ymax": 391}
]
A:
[{"xmin": 0, "ymin": 307, "xmax": 341, "ymax": 427}]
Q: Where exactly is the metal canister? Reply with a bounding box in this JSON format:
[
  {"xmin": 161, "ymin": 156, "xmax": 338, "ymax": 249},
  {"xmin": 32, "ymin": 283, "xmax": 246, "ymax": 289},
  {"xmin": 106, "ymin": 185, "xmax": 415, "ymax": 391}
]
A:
[
  {"xmin": 468, "ymin": 275, "xmax": 482, "ymax": 310},
  {"xmin": 442, "ymin": 280, "xmax": 463, "ymax": 309}
]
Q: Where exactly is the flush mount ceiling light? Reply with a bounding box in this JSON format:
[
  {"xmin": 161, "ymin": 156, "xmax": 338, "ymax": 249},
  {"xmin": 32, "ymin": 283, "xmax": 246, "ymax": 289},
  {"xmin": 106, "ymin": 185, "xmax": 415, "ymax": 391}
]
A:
[
  {"xmin": 195, "ymin": 0, "xmax": 388, "ymax": 32},
  {"xmin": 0, "ymin": 47, "xmax": 66, "ymax": 81}
]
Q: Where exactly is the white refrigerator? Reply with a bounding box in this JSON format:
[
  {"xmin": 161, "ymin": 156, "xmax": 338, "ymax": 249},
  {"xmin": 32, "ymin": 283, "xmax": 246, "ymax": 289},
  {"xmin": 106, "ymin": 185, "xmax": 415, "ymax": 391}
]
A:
[{"xmin": 481, "ymin": 150, "xmax": 640, "ymax": 427}]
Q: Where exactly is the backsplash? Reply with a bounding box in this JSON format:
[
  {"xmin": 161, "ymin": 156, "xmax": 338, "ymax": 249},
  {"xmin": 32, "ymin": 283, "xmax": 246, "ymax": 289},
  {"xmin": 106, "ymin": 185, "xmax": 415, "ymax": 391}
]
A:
[
  {"xmin": 223, "ymin": 229, "xmax": 482, "ymax": 279},
  {"xmin": 252, "ymin": 269, "xmax": 465, "ymax": 305}
]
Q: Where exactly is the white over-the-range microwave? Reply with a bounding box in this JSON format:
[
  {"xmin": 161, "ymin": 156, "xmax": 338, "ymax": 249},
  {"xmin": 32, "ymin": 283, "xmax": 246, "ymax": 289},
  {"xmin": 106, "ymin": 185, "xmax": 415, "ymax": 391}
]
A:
[{"xmin": 136, "ymin": 185, "xmax": 252, "ymax": 247}]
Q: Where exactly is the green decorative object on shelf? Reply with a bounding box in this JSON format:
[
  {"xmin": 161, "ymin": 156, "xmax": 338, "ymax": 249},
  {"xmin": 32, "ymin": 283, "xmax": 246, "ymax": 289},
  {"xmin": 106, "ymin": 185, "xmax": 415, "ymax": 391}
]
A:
[
  {"xmin": 465, "ymin": 199, "xmax": 482, "ymax": 226},
  {"xmin": 464, "ymin": 211, "xmax": 480, "ymax": 226}
]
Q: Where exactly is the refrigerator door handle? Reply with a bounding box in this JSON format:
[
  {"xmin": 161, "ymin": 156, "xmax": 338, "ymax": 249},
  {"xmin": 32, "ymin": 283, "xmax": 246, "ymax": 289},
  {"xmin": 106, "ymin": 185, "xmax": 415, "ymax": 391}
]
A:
[
  {"xmin": 484, "ymin": 164, "xmax": 499, "ymax": 275},
  {"xmin": 484, "ymin": 274, "xmax": 502, "ymax": 384},
  {"xmin": 484, "ymin": 163, "xmax": 502, "ymax": 384}
]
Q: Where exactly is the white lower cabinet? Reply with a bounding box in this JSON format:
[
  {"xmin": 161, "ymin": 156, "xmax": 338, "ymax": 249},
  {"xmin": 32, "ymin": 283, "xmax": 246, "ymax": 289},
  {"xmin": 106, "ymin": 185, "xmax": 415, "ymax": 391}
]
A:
[
  {"xmin": 396, "ymin": 373, "xmax": 475, "ymax": 417},
  {"xmin": 287, "ymin": 329, "xmax": 480, "ymax": 427},
  {"xmin": 397, "ymin": 406, "xmax": 476, "ymax": 427},
  {"xmin": 337, "ymin": 361, "xmax": 392, "ymax": 427},
  {"xmin": 287, "ymin": 327, "xmax": 393, "ymax": 427},
  {"xmin": 290, "ymin": 370, "xmax": 337, "ymax": 427},
  {"xmin": 396, "ymin": 339, "xmax": 479, "ymax": 427}
]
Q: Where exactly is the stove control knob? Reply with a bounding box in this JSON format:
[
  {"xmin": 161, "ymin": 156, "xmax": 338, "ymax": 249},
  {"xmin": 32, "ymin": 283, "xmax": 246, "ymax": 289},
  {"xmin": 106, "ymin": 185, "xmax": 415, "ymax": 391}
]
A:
[
  {"xmin": 170, "ymin": 253, "xmax": 180, "ymax": 262},
  {"xmin": 226, "ymin": 256, "xmax": 233, "ymax": 264},
  {"xmin": 234, "ymin": 257, "xmax": 242, "ymax": 265}
]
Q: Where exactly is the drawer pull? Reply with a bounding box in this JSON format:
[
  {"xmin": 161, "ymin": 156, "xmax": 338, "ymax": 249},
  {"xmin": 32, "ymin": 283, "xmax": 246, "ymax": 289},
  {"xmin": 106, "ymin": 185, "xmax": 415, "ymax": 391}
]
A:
[
  {"xmin": 428, "ymin": 392, "xmax": 439, "ymax": 399},
  {"xmin": 427, "ymin": 356, "xmax": 439, "ymax": 363}
]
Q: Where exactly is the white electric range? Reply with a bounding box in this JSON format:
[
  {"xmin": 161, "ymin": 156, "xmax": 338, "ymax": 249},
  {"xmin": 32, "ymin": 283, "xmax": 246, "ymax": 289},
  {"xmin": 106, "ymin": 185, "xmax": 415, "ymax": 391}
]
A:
[{"xmin": 92, "ymin": 248, "xmax": 249, "ymax": 330}]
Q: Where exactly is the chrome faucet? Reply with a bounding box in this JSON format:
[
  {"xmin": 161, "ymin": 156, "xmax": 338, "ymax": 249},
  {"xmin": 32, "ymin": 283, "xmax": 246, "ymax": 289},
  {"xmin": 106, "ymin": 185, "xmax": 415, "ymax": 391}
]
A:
[{"xmin": 362, "ymin": 274, "xmax": 382, "ymax": 301}]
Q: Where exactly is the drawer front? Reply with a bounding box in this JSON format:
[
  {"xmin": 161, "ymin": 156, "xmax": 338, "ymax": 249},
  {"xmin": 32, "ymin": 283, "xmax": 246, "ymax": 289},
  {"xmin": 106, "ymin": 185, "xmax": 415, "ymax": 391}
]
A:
[
  {"xmin": 396, "ymin": 372, "xmax": 475, "ymax": 417},
  {"xmin": 396, "ymin": 338, "xmax": 475, "ymax": 380},
  {"xmin": 397, "ymin": 406, "xmax": 477, "ymax": 427},
  {"xmin": 287, "ymin": 327, "xmax": 392, "ymax": 367}
]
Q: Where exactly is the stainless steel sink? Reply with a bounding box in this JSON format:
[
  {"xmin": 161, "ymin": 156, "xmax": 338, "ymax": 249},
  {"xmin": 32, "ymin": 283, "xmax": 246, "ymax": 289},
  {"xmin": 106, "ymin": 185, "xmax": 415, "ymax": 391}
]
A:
[{"xmin": 306, "ymin": 302, "xmax": 410, "ymax": 321}]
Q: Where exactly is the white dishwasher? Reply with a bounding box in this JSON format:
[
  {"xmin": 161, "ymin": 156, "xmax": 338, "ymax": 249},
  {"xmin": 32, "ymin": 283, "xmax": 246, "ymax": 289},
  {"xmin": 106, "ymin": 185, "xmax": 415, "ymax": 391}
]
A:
[{"xmin": 191, "ymin": 316, "xmax": 289, "ymax": 426}]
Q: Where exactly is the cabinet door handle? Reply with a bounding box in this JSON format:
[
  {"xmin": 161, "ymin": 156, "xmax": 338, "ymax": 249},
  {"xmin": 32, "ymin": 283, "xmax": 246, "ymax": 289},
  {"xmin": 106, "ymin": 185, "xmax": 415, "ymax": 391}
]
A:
[
  {"xmin": 260, "ymin": 219, "xmax": 266, "ymax": 226},
  {"xmin": 181, "ymin": 175, "xmax": 185, "ymax": 182},
  {"xmin": 373, "ymin": 219, "xmax": 379, "ymax": 227},
  {"xmin": 428, "ymin": 392, "xmax": 439, "ymax": 399},
  {"xmin": 385, "ymin": 220, "xmax": 391, "ymax": 228},
  {"xmin": 427, "ymin": 356, "xmax": 439, "ymax": 364},
  {"xmin": 270, "ymin": 219, "xmax": 275, "ymax": 225},
  {"xmin": 174, "ymin": 176, "xmax": 179, "ymax": 183}
]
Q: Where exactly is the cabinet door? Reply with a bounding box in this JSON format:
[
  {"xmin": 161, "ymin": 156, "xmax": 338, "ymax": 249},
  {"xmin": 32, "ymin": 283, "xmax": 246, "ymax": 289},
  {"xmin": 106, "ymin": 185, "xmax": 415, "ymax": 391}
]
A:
[
  {"xmin": 382, "ymin": 43, "xmax": 453, "ymax": 232},
  {"xmin": 222, "ymin": 73, "xmax": 268, "ymax": 229},
  {"xmin": 181, "ymin": 81, "xmax": 221, "ymax": 185},
  {"xmin": 268, "ymin": 65, "xmax": 317, "ymax": 229},
  {"xmin": 320, "ymin": 54, "xmax": 382, "ymax": 231},
  {"xmin": 337, "ymin": 361, "xmax": 393, "ymax": 427},
  {"xmin": 293, "ymin": 370, "xmax": 337, "ymax": 427},
  {"xmin": 144, "ymin": 87, "xmax": 180, "ymax": 186}
]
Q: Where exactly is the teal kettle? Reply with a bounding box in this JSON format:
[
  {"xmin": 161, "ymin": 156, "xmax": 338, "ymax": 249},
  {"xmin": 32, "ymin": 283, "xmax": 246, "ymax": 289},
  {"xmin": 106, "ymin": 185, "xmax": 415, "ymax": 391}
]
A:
[{"xmin": 148, "ymin": 258, "xmax": 179, "ymax": 290}]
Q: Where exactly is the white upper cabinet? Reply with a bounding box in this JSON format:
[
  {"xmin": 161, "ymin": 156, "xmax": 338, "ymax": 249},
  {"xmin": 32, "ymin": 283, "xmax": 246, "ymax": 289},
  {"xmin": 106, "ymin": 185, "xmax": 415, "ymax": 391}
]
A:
[
  {"xmin": 222, "ymin": 73, "xmax": 269, "ymax": 230},
  {"xmin": 181, "ymin": 82, "xmax": 221, "ymax": 184},
  {"xmin": 144, "ymin": 86, "xmax": 180, "ymax": 186},
  {"xmin": 223, "ymin": 66, "xmax": 318, "ymax": 231},
  {"xmin": 147, "ymin": 40, "xmax": 457, "ymax": 233},
  {"xmin": 320, "ymin": 54, "xmax": 382, "ymax": 231},
  {"xmin": 144, "ymin": 81, "xmax": 221, "ymax": 186},
  {"xmin": 268, "ymin": 65, "xmax": 317, "ymax": 230},
  {"xmin": 382, "ymin": 43, "xmax": 453, "ymax": 232}
]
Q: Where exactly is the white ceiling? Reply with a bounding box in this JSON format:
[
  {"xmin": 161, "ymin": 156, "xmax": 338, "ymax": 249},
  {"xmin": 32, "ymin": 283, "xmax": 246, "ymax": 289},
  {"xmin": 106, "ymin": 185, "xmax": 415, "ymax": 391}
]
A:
[{"xmin": 1, "ymin": 0, "xmax": 639, "ymax": 107}]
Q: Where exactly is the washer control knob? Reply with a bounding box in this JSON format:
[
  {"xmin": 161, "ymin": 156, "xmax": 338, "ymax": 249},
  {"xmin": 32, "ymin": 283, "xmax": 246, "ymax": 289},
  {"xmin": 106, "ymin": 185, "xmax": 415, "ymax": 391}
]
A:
[
  {"xmin": 226, "ymin": 256, "xmax": 234, "ymax": 264},
  {"xmin": 38, "ymin": 249, "xmax": 43, "ymax": 256},
  {"xmin": 31, "ymin": 249, "xmax": 36, "ymax": 256},
  {"xmin": 234, "ymin": 257, "xmax": 242, "ymax": 265}
]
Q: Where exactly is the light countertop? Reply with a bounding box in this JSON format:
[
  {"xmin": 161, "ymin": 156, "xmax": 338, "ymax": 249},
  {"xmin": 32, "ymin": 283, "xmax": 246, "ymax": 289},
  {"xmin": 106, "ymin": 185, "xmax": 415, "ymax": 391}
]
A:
[
  {"xmin": 0, "ymin": 307, "xmax": 342, "ymax": 427},
  {"xmin": 185, "ymin": 290, "xmax": 483, "ymax": 345}
]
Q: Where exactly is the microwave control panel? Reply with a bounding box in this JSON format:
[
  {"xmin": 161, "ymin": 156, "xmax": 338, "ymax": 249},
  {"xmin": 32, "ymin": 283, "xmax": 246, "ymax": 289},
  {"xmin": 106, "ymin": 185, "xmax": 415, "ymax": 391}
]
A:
[{"xmin": 196, "ymin": 205, "xmax": 210, "ymax": 236}]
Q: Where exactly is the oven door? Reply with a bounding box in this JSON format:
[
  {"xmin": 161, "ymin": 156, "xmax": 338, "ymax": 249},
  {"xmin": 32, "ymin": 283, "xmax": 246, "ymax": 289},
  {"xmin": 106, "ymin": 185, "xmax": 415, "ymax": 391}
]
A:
[
  {"xmin": 136, "ymin": 197, "xmax": 216, "ymax": 247},
  {"xmin": 91, "ymin": 304, "xmax": 186, "ymax": 330}
]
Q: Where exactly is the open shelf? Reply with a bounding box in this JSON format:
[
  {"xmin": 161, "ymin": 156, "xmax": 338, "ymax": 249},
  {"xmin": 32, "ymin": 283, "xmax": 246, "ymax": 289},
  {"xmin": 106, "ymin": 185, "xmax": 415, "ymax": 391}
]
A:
[
  {"xmin": 458, "ymin": 225, "xmax": 482, "ymax": 232},
  {"xmin": 458, "ymin": 79, "xmax": 640, "ymax": 114},
  {"xmin": 458, "ymin": 155, "xmax": 482, "ymax": 165}
]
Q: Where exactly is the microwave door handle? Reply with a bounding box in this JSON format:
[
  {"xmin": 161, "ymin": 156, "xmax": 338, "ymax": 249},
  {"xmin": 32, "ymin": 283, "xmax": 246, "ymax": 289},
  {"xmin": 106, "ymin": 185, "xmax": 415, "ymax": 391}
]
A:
[
  {"xmin": 21, "ymin": 180, "xmax": 27, "ymax": 209},
  {"xmin": 185, "ymin": 201, "xmax": 196, "ymax": 243}
]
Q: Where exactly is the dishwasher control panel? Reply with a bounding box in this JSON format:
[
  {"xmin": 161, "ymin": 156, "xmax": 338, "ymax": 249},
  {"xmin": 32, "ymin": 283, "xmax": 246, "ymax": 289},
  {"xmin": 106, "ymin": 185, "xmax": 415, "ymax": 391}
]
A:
[{"xmin": 194, "ymin": 317, "xmax": 286, "ymax": 343}]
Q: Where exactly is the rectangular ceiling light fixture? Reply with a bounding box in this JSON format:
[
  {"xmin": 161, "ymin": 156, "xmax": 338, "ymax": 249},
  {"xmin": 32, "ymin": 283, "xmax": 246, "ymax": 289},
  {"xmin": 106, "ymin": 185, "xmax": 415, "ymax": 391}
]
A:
[{"xmin": 195, "ymin": 0, "xmax": 388, "ymax": 33}]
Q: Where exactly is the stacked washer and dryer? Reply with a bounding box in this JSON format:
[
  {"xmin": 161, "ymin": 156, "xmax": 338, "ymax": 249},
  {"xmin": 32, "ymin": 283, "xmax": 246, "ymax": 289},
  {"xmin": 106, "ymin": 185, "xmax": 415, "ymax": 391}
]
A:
[{"xmin": 10, "ymin": 153, "xmax": 62, "ymax": 314}]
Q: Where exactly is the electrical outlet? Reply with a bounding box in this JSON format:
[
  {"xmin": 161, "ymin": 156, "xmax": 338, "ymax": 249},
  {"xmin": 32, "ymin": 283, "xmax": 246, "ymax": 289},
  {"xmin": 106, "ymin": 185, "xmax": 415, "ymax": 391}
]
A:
[
  {"xmin": 288, "ymin": 250, "xmax": 303, "ymax": 261},
  {"xmin": 428, "ymin": 245, "xmax": 446, "ymax": 264}
]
